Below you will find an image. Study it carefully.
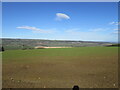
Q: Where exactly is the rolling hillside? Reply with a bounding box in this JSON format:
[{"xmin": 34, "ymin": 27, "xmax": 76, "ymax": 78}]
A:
[{"xmin": 1, "ymin": 38, "xmax": 114, "ymax": 50}]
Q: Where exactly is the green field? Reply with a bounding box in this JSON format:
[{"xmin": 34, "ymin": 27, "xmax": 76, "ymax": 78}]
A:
[{"xmin": 2, "ymin": 47, "xmax": 118, "ymax": 88}]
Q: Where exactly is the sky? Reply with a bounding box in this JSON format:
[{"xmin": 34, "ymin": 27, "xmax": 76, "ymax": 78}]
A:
[{"xmin": 2, "ymin": 2, "xmax": 119, "ymax": 42}]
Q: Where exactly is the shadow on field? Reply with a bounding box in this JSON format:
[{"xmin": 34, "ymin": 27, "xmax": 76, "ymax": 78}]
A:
[{"xmin": 73, "ymin": 85, "xmax": 79, "ymax": 90}]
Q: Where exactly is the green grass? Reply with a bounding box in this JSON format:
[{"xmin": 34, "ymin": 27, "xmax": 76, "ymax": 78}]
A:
[
  {"xmin": 3, "ymin": 47, "xmax": 118, "ymax": 59},
  {"xmin": 2, "ymin": 47, "xmax": 118, "ymax": 88}
]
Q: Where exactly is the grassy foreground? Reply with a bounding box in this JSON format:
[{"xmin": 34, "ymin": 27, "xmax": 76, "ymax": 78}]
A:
[{"xmin": 2, "ymin": 47, "xmax": 118, "ymax": 88}]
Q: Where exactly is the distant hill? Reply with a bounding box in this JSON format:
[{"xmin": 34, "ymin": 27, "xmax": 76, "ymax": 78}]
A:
[{"xmin": 1, "ymin": 38, "xmax": 115, "ymax": 50}]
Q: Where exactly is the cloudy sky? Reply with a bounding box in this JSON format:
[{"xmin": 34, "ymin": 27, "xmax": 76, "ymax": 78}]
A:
[{"xmin": 2, "ymin": 2, "xmax": 119, "ymax": 42}]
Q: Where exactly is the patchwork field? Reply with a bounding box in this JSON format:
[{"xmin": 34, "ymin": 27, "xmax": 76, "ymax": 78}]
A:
[{"xmin": 2, "ymin": 47, "xmax": 118, "ymax": 88}]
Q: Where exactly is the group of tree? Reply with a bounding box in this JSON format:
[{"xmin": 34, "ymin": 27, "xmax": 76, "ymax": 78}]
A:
[
  {"xmin": 106, "ymin": 44, "xmax": 120, "ymax": 47},
  {"xmin": 0, "ymin": 46, "xmax": 4, "ymax": 52}
]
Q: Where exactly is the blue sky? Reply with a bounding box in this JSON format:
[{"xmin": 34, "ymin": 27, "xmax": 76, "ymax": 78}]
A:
[{"xmin": 2, "ymin": 2, "xmax": 119, "ymax": 42}]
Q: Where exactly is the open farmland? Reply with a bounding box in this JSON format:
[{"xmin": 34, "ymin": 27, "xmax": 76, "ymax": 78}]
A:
[{"xmin": 2, "ymin": 47, "xmax": 118, "ymax": 88}]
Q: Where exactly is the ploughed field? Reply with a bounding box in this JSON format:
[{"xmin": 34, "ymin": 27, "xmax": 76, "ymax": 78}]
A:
[{"xmin": 2, "ymin": 47, "xmax": 118, "ymax": 88}]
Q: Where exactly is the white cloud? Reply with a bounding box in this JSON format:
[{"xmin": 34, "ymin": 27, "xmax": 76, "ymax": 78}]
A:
[
  {"xmin": 65, "ymin": 28, "xmax": 80, "ymax": 33},
  {"xmin": 115, "ymin": 22, "xmax": 120, "ymax": 25},
  {"xmin": 16, "ymin": 26, "xmax": 56, "ymax": 33},
  {"xmin": 64, "ymin": 28, "xmax": 117, "ymax": 42},
  {"xmin": 90, "ymin": 28, "xmax": 109, "ymax": 32},
  {"xmin": 111, "ymin": 28, "xmax": 120, "ymax": 34},
  {"xmin": 113, "ymin": 28, "xmax": 120, "ymax": 30},
  {"xmin": 65, "ymin": 28, "xmax": 109, "ymax": 35},
  {"xmin": 109, "ymin": 22, "xmax": 115, "ymax": 25},
  {"xmin": 55, "ymin": 13, "xmax": 70, "ymax": 21},
  {"xmin": 113, "ymin": 31, "xmax": 120, "ymax": 34},
  {"xmin": 109, "ymin": 22, "xmax": 120, "ymax": 25}
]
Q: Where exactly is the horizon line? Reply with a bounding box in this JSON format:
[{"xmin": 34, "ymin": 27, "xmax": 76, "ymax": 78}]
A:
[{"xmin": 1, "ymin": 37, "xmax": 118, "ymax": 43}]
